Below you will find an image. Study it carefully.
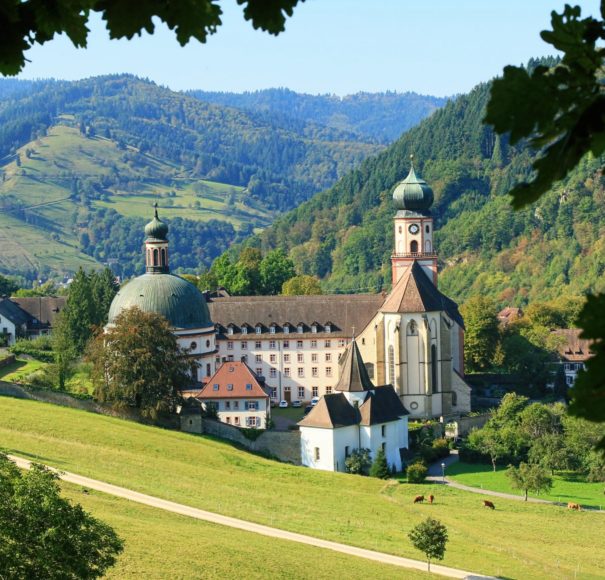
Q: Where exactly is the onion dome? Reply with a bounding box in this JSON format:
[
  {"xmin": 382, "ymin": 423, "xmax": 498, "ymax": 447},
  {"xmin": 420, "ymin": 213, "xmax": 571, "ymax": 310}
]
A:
[
  {"xmin": 107, "ymin": 273, "xmax": 213, "ymax": 330},
  {"xmin": 392, "ymin": 155, "xmax": 434, "ymax": 213},
  {"xmin": 144, "ymin": 203, "xmax": 169, "ymax": 240}
]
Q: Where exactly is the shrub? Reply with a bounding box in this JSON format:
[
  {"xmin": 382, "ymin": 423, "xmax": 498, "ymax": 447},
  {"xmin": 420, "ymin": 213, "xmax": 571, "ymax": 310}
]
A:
[
  {"xmin": 431, "ymin": 438, "xmax": 451, "ymax": 459},
  {"xmin": 9, "ymin": 337, "xmax": 55, "ymax": 363},
  {"xmin": 345, "ymin": 448, "xmax": 371, "ymax": 475},
  {"xmin": 369, "ymin": 448, "xmax": 390, "ymax": 479},
  {"xmin": 406, "ymin": 461, "xmax": 428, "ymax": 483},
  {"xmin": 419, "ymin": 445, "xmax": 439, "ymax": 464}
]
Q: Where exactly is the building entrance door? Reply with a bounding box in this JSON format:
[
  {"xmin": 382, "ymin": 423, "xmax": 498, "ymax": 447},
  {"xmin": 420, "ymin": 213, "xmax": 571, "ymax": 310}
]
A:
[{"xmin": 284, "ymin": 387, "xmax": 291, "ymax": 403}]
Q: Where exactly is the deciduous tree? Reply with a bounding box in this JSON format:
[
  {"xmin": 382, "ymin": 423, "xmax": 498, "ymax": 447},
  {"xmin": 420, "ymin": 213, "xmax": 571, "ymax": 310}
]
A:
[
  {"xmin": 408, "ymin": 517, "xmax": 448, "ymax": 573},
  {"xmin": 460, "ymin": 296, "xmax": 500, "ymax": 372},
  {"xmin": 506, "ymin": 462, "xmax": 553, "ymax": 501},
  {"xmin": 282, "ymin": 274, "xmax": 323, "ymax": 295}
]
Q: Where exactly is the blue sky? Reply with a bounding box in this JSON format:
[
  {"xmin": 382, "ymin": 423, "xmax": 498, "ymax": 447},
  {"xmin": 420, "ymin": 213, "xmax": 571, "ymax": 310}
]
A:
[{"xmin": 17, "ymin": 0, "xmax": 601, "ymax": 97}]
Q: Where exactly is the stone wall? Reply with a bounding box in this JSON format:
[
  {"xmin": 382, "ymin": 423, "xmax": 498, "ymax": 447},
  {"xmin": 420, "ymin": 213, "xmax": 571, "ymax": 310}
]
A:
[
  {"xmin": 202, "ymin": 418, "xmax": 301, "ymax": 465},
  {"xmin": 0, "ymin": 381, "xmax": 179, "ymax": 428},
  {"xmin": 0, "ymin": 354, "xmax": 15, "ymax": 369},
  {"xmin": 445, "ymin": 413, "xmax": 491, "ymax": 438}
]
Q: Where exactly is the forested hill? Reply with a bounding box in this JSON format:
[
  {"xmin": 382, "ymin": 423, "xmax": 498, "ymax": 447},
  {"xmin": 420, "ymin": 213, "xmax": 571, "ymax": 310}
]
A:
[
  {"xmin": 0, "ymin": 75, "xmax": 385, "ymax": 212},
  {"xmin": 187, "ymin": 88, "xmax": 447, "ymax": 143},
  {"xmin": 249, "ymin": 70, "xmax": 605, "ymax": 306}
]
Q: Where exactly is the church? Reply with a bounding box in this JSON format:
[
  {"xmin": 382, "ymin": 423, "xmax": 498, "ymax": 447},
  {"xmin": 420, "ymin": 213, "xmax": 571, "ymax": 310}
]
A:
[{"xmin": 107, "ymin": 159, "xmax": 471, "ymax": 420}]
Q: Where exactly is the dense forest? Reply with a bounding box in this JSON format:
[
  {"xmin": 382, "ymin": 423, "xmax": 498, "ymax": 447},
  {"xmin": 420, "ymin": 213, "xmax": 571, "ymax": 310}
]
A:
[
  {"xmin": 187, "ymin": 88, "xmax": 447, "ymax": 143},
  {"xmin": 236, "ymin": 58, "xmax": 605, "ymax": 306}
]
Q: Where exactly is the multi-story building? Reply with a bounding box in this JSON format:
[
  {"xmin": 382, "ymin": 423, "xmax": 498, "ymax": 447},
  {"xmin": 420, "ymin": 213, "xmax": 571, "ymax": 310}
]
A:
[{"xmin": 552, "ymin": 328, "xmax": 593, "ymax": 387}]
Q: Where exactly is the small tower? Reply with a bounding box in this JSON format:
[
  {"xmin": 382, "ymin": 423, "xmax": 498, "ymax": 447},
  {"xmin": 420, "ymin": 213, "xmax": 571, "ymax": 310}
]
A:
[
  {"xmin": 391, "ymin": 156, "xmax": 437, "ymax": 285},
  {"xmin": 145, "ymin": 203, "xmax": 169, "ymax": 274}
]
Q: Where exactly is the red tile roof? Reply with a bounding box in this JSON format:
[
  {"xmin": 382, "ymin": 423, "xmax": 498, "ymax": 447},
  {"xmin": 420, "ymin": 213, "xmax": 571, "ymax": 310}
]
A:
[
  {"xmin": 552, "ymin": 329, "xmax": 593, "ymax": 363},
  {"xmin": 197, "ymin": 361, "xmax": 269, "ymax": 399}
]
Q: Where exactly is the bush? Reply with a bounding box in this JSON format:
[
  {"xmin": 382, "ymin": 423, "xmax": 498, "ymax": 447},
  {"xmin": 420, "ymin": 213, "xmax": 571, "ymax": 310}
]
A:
[
  {"xmin": 9, "ymin": 337, "xmax": 55, "ymax": 363},
  {"xmin": 419, "ymin": 445, "xmax": 439, "ymax": 464},
  {"xmin": 406, "ymin": 461, "xmax": 428, "ymax": 483},
  {"xmin": 432, "ymin": 438, "xmax": 451, "ymax": 459},
  {"xmin": 345, "ymin": 448, "xmax": 371, "ymax": 475}
]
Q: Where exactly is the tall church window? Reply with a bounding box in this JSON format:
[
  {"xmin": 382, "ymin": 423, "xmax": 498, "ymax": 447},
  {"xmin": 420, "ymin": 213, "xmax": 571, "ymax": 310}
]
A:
[
  {"xmin": 388, "ymin": 345, "xmax": 395, "ymax": 385},
  {"xmin": 431, "ymin": 344, "xmax": 438, "ymax": 393},
  {"xmin": 410, "ymin": 240, "xmax": 418, "ymax": 253},
  {"xmin": 153, "ymin": 248, "xmax": 159, "ymax": 266},
  {"xmin": 425, "ymin": 240, "xmax": 432, "ymax": 253},
  {"xmin": 407, "ymin": 320, "xmax": 417, "ymax": 336},
  {"xmin": 161, "ymin": 248, "xmax": 166, "ymax": 266}
]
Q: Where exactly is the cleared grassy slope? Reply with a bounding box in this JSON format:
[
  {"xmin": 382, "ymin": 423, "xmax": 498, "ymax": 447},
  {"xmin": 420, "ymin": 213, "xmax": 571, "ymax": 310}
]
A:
[
  {"xmin": 1, "ymin": 397, "xmax": 603, "ymax": 579},
  {"xmin": 60, "ymin": 482, "xmax": 425, "ymax": 579}
]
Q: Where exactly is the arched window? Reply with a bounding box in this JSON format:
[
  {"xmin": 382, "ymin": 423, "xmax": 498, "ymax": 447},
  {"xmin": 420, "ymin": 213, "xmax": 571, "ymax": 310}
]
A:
[
  {"xmin": 161, "ymin": 248, "xmax": 166, "ymax": 266},
  {"xmin": 410, "ymin": 240, "xmax": 418, "ymax": 253},
  {"xmin": 425, "ymin": 224, "xmax": 430, "ymax": 234},
  {"xmin": 388, "ymin": 345, "xmax": 395, "ymax": 385},
  {"xmin": 431, "ymin": 344, "xmax": 438, "ymax": 393},
  {"xmin": 398, "ymin": 226, "xmax": 402, "ymax": 234},
  {"xmin": 153, "ymin": 248, "xmax": 159, "ymax": 266},
  {"xmin": 407, "ymin": 320, "xmax": 417, "ymax": 336},
  {"xmin": 425, "ymin": 240, "xmax": 432, "ymax": 253}
]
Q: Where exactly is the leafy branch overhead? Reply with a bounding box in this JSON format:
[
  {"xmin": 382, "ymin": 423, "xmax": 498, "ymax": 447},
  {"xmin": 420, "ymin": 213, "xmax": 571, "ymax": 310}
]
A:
[
  {"xmin": 485, "ymin": 3, "xmax": 605, "ymax": 209},
  {"xmin": 0, "ymin": 0, "xmax": 303, "ymax": 75}
]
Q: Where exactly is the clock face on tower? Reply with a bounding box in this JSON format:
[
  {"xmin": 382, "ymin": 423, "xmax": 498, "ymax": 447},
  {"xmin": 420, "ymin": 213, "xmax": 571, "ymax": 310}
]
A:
[{"xmin": 408, "ymin": 223, "xmax": 420, "ymax": 234}]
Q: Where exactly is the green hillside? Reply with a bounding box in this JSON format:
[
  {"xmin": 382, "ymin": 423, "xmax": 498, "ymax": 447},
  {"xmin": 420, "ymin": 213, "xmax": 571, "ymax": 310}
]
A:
[
  {"xmin": 250, "ymin": 61, "xmax": 605, "ymax": 305},
  {"xmin": 1, "ymin": 397, "xmax": 604, "ymax": 580}
]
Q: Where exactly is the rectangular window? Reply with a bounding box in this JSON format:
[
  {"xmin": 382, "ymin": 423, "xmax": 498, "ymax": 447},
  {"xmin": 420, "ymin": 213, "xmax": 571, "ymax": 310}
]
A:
[
  {"xmin": 246, "ymin": 401, "xmax": 259, "ymax": 411},
  {"xmin": 325, "ymin": 386, "xmax": 332, "ymax": 394},
  {"xmin": 311, "ymin": 340, "xmax": 317, "ymax": 348},
  {"xmin": 234, "ymin": 401, "xmax": 239, "ymax": 409},
  {"xmin": 270, "ymin": 354, "xmax": 277, "ymax": 363},
  {"xmin": 227, "ymin": 355, "xmax": 234, "ymax": 362},
  {"xmin": 242, "ymin": 327, "xmax": 248, "ymax": 335},
  {"xmin": 271, "ymin": 387, "xmax": 277, "ymax": 398},
  {"xmin": 227, "ymin": 384, "xmax": 234, "ymax": 391},
  {"xmin": 234, "ymin": 416, "xmax": 240, "ymax": 425},
  {"xmin": 324, "ymin": 340, "xmax": 331, "ymax": 348},
  {"xmin": 311, "ymin": 353, "xmax": 318, "ymax": 363},
  {"xmin": 297, "ymin": 353, "xmax": 304, "ymax": 363},
  {"xmin": 225, "ymin": 401, "xmax": 231, "ymax": 409},
  {"xmin": 381, "ymin": 442, "xmax": 386, "ymax": 452},
  {"xmin": 312, "ymin": 386, "xmax": 318, "ymax": 397},
  {"xmin": 270, "ymin": 368, "xmax": 277, "ymax": 378},
  {"xmin": 297, "ymin": 340, "xmax": 303, "ymax": 349},
  {"xmin": 284, "ymin": 354, "xmax": 290, "ymax": 363},
  {"xmin": 314, "ymin": 447, "xmax": 320, "ymax": 461},
  {"xmin": 255, "ymin": 340, "xmax": 262, "ymax": 349},
  {"xmin": 325, "ymin": 353, "xmax": 332, "ymax": 362},
  {"xmin": 256, "ymin": 327, "xmax": 262, "ymax": 334},
  {"xmin": 255, "ymin": 354, "xmax": 262, "ymax": 363},
  {"xmin": 227, "ymin": 327, "xmax": 234, "ymax": 336},
  {"xmin": 255, "ymin": 367, "xmax": 262, "ymax": 376},
  {"xmin": 297, "ymin": 368, "xmax": 304, "ymax": 378},
  {"xmin": 283, "ymin": 340, "xmax": 290, "ymax": 349},
  {"xmin": 213, "ymin": 383, "xmax": 219, "ymax": 391},
  {"xmin": 284, "ymin": 326, "xmax": 290, "ymax": 334},
  {"xmin": 311, "ymin": 367, "xmax": 318, "ymax": 377},
  {"xmin": 245, "ymin": 383, "xmax": 252, "ymax": 390},
  {"xmin": 270, "ymin": 326, "xmax": 276, "ymax": 334},
  {"xmin": 241, "ymin": 341, "xmax": 247, "ymax": 350},
  {"xmin": 269, "ymin": 340, "xmax": 276, "ymax": 349},
  {"xmin": 226, "ymin": 417, "xmax": 231, "ymax": 424},
  {"xmin": 227, "ymin": 341, "xmax": 234, "ymax": 350},
  {"xmin": 381, "ymin": 425, "xmax": 386, "ymax": 437},
  {"xmin": 298, "ymin": 387, "xmax": 305, "ymax": 398},
  {"xmin": 284, "ymin": 367, "xmax": 291, "ymax": 377},
  {"xmin": 345, "ymin": 445, "xmax": 349, "ymax": 457},
  {"xmin": 339, "ymin": 339, "xmax": 346, "ymax": 347},
  {"xmin": 326, "ymin": 367, "xmax": 332, "ymax": 377},
  {"xmin": 246, "ymin": 416, "xmax": 258, "ymax": 428}
]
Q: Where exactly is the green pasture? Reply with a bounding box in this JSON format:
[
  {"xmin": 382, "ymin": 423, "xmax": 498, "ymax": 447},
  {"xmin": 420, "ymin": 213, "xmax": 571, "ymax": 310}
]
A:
[
  {"xmin": 60, "ymin": 482, "xmax": 426, "ymax": 579},
  {"xmin": 446, "ymin": 461, "xmax": 605, "ymax": 508},
  {"xmin": 1, "ymin": 397, "xmax": 603, "ymax": 579},
  {"xmin": 0, "ymin": 358, "xmax": 47, "ymax": 382}
]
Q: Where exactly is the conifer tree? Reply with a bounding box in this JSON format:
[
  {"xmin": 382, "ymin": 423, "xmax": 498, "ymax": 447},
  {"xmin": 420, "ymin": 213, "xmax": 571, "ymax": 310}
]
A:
[{"xmin": 369, "ymin": 448, "xmax": 390, "ymax": 479}]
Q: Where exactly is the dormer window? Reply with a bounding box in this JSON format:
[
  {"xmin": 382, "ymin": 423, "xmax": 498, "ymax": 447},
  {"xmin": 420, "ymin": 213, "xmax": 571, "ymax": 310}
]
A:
[
  {"xmin": 227, "ymin": 384, "xmax": 233, "ymax": 391},
  {"xmin": 242, "ymin": 326, "xmax": 248, "ymax": 335},
  {"xmin": 325, "ymin": 323, "xmax": 332, "ymax": 333},
  {"xmin": 213, "ymin": 384, "xmax": 219, "ymax": 391},
  {"xmin": 246, "ymin": 384, "xmax": 252, "ymax": 390},
  {"xmin": 270, "ymin": 325, "xmax": 276, "ymax": 334},
  {"xmin": 297, "ymin": 324, "xmax": 304, "ymax": 333},
  {"xmin": 256, "ymin": 325, "xmax": 262, "ymax": 334},
  {"xmin": 311, "ymin": 325, "xmax": 317, "ymax": 333},
  {"xmin": 284, "ymin": 325, "xmax": 290, "ymax": 334},
  {"xmin": 227, "ymin": 327, "xmax": 234, "ymax": 336}
]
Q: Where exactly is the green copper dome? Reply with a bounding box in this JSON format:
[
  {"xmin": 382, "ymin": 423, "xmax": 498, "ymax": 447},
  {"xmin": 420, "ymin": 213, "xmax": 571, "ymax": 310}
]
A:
[
  {"xmin": 144, "ymin": 203, "xmax": 168, "ymax": 240},
  {"xmin": 107, "ymin": 274, "xmax": 212, "ymax": 330},
  {"xmin": 392, "ymin": 157, "xmax": 434, "ymax": 213}
]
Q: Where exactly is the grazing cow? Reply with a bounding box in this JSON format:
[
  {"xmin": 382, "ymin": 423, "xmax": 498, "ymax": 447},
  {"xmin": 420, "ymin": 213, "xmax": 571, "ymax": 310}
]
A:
[
  {"xmin": 483, "ymin": 500, "xmax": 495, "ymax": 510},
  {"xmin": 428, "ymin": 495, "xmax": 435, "ymax": 504},
  {"xmin": 567, "ymin": 502, "xmax": 581, "ymax": 511},
  {"xmin": 413, "ymin": 495, "xmax": 425, "ymax": 504}
]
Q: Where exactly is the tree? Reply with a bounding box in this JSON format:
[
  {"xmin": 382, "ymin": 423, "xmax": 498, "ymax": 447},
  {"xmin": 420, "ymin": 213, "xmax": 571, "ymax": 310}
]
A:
[
  {"xmin": 48, "ymin": 311, "xmax": 78, "ymax": 390},
  {"xmin": 0, "ymin": 453, "xmax": 123, "ymax": 579},
  {"xmin": 259, "ymin": 249, "xmax": 296, "ymax": 295},
  {"xmin": 90, "ymin": 268, "xmax": 119, "ymax": 326},
  {"xmin": 282, "ymin": 274, "xmax": 323, "ymax": 296},
  {"xmin": 408, "ymin": 517, "xmax": 448, "ymax": 573},
  {"xmin": 344, "ymin": 448, "xmax": 371, "ymax": 475},
  {"xmin": 460, "ymin": 296, "xmax": 500, "ymax": 372},
  {"xmin": 62, "ymin": 268, "xmax": 95, "ymax": 353},
  {"xmin": 0, "ymin": 0, "xmax": 303, "ymax": 75},
  {"xmin": 485, "ymin": 3, "xmax": 605, "ymax": 445},
  {"xmin": 369, "ymin": 448, "xmax": 390, "ymax": 479},
  {"xmin": 88, "ymin": 307, "xmax": 194, "ymax": 419},
  {"xmin": 506, "ymin": 462, "xmax": 553, "ymax": 501},
  {"xmin": 528, "ymin": 433, "xmax": 572, "ymax": 475},
  {"xmin": 0, "ymin": 274, "xmax": 18, "ymax": 296}
]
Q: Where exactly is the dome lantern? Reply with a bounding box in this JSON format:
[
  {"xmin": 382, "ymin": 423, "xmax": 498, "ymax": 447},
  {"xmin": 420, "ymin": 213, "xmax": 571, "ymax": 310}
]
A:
[
  {"xmin": 144, "ymin": 203, "xmax": 169, "ymax": 241},
  {"xmin": 392, "ymin": 155, "xmax": 434, "ymax": 214}
]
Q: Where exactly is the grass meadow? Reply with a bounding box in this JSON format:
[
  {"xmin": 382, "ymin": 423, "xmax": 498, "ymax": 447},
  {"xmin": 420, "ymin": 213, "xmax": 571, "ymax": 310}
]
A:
[
  {"xmin": 1, "ymin": 397, "xmax": 604, "ymax": 579},
  {"xmin": 446, "ymin": 461, "xmax": 605, "ymax": 508},
  {"xmin": 61, "ymin": 482, "xmax": 429, "ymax": 579}
]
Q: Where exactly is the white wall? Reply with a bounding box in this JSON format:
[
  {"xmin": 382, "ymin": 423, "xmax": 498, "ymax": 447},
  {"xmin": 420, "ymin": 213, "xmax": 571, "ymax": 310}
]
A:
[
  {"xmin": 0, "ymin": 315, "xmax": 17, "ymax": 346},
  {"xmin": 203, "ymin": 397, "xmax": 270, "ymax": 429},
  {"xmin": 300, "ymin": 426, "xmax": 335, "ymax": 471}
]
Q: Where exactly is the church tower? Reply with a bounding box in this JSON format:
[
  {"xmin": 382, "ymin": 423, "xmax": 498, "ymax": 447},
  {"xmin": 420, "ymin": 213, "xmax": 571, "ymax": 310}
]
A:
[
  {"xmin": 145, "ymin": 203, "xmax": 170, "ymax": 273},
  {"xmin": 391, "ymin": 156, "xmax": 437, "ymax": 285}
]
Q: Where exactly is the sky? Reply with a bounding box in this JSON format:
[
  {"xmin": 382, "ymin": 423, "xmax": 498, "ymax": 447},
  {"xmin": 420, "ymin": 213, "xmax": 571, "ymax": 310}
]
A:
[{"xmin": 16, "ymin": 0, "xmax": 602, "ymax": 97}]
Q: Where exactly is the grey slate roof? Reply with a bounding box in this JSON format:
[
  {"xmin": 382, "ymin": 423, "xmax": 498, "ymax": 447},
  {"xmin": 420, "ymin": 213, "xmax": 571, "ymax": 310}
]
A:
[
  {"xmin": 208, "ymin": 294, "xmax": 384, "ymax": 338},
  {"xmin": 380, "ymin": 261, "xmax": 464, "ymax": 328},
  {"xmin": 334, "ymin": 338, "xmax": 375, "ymax": 393},
  {"xmin": 12, "ymin": 297, "xmax": 65, "ymax": 327},
  {"xmin": 298, "ymin": 393, "xmax": 360, "ymax": 429},
  {"xmin": 359, "ymin": 386, "xmax": 408, "ymax": 426},
  {"xmin": 0, "ymin": 298, "xmax": 30, "ymax": 326}
]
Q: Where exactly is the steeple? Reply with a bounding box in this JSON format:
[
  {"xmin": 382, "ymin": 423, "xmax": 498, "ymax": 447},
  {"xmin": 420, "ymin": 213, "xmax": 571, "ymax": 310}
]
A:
[
  {"xmin": 334, "ymin": 338, "xmax": 375, "ymax": 393},
  {"xmin": 144, "ymin": 204, "xmax": 169, "ymax": 274},
  {"xmin": 391, "ymin": 157, "xmax": 438, "ymax": 286}
]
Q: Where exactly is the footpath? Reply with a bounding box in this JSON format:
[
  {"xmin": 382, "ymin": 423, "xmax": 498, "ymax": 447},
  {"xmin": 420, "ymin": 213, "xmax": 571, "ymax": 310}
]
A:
[{"xmin": 9, "ymin": 454, "xmax": 496, "ymax": 580}]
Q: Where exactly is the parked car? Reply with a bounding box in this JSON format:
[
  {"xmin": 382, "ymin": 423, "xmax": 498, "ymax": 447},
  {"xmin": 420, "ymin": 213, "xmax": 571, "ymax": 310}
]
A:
[
  {"xmin": 291, "ymin": 400, "xmax": 302, "ymax": 408},
  {"xmin": 304, "ymin": 405, "xmax": 313, "ymax": 415},
  {"xmin": 278, "ymin": 400, "xmax": 288, "ymax": 408},
  {"xmin": 311, "ymin": 396, "xmax": 320, "ymax": 406}
]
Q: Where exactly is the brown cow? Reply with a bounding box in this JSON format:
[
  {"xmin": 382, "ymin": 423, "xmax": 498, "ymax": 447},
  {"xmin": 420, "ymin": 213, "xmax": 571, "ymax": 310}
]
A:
[
  {"xmin": 483, "ymin": 500, "xmax": 495, "ymax": 510},
  {"xmin": 428, "ymin": 495, "xmax": 435, "ymax": 504},
  {"xmin": 413, "ymin": 495, "xmax": 425, "ymax": 504},
  {"xmin": 567, "ymin": 502, "xmax": 581, "ymax": 511}
]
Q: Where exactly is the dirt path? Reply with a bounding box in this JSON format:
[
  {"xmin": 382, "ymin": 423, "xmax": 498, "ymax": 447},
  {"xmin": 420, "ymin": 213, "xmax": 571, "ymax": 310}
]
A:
[{"xmin": 9, "ymin": 454, "xmax": 496, "ymax": 580}]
